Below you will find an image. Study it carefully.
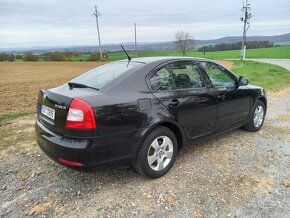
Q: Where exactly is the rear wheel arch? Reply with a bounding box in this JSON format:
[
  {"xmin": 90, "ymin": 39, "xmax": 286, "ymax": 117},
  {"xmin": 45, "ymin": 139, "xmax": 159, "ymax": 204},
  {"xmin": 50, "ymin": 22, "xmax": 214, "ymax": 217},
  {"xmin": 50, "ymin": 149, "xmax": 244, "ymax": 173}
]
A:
[
  {"xmin": 158, "ymin": 122, "xmax": 184, "ymax": 151},
  {"xmin": 140, "ymin": 121, "xmax": 185, "ymax": 152}
]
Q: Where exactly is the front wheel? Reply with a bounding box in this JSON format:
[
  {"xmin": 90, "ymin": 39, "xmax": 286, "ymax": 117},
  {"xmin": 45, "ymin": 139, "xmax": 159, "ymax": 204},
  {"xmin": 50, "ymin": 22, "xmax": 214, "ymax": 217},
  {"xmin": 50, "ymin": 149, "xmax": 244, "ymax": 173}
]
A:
[
  {"xmin": 135, "ymin": 126, "xmax": 178, "ymax": 179},
  {"xmin": 244, "ymin": 100, "xmax": 266, "ymax": 132}
]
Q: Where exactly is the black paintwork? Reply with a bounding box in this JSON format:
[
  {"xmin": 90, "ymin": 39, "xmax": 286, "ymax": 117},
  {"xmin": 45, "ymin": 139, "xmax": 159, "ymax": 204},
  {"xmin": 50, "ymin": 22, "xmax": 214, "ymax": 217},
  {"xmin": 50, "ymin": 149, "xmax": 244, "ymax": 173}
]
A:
[{"xmin": 35, "ymin": 57, "xmax": 267, "ymax": 167}]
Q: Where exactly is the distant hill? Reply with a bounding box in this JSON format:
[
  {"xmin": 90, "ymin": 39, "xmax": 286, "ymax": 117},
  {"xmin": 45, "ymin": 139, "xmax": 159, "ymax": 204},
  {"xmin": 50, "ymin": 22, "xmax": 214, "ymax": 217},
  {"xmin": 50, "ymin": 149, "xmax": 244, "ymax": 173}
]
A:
[
  {"xmin": 197, "ymin": 33, "xmax": 290, "ymax": 44},
  {"xmin": 1, "ymin": 33, "xmax": 290, "ymax": 54}
]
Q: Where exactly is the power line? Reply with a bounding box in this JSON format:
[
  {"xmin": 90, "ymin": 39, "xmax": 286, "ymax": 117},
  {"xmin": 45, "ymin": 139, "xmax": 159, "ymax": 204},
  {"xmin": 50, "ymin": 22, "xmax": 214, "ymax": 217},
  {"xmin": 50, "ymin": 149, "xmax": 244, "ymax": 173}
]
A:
[
  {"xmin": 240, "ymin": 0, "xmax": 253, "ymax": 60},
  {"xmin": 100, "ymin": 25, "xmax": 132, "ymax": 33},
  {"xmin": 100, "ymin": 7, "xmax": 290, "ymax": 17},
  {"xmin": 93, "ymin": 6, "xmax": 102, "ymax": 60},
  {"xmin": 137, "ymin": 23, "xmax": 289, "ymax": 28}
]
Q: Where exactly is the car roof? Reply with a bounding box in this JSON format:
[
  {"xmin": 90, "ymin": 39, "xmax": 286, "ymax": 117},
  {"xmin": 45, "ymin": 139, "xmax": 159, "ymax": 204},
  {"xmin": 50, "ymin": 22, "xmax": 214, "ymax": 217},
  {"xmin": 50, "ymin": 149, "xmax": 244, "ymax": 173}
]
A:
[{"xmin": 117, "ymin": 56, "xmax": 208, "ymax": 64}]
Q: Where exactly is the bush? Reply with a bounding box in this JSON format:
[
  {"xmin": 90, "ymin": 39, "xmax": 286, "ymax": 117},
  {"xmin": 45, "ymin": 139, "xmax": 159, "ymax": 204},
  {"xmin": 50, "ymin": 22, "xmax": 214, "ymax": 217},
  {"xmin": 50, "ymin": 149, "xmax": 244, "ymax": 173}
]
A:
[
  {"xmin": 198, "ymin": 41, "xmax": 274, "ymax": 52},
  {"xmin": 45, "ymin": 52, "xmax": 66, "ymax": 61},
  {"xmin": 87, "ymin": 52, "xmax": 108, "ymax": 61},
  {"xmin": 23, "ymin": 53, "xmax": 38, "ymax": 61},
  {"xmin": 15, "ymin": 55, "xmax": 23, "ymax": 59},
  {"xmin": 87, "ymin": 52, "xmax": 101, "ymax": 61},
  {"xmin": 0, "ymin": 53, "xmax": 15, "ymax": 62},
  {"xmin": 64, "ymin": 51, "xmax": 79, "ymax": 61}
]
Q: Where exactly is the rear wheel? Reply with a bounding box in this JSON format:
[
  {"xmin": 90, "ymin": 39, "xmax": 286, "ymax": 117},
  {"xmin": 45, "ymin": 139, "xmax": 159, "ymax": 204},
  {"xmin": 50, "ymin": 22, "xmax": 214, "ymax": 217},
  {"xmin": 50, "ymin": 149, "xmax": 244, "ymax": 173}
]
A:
[
  {"xmin": 244, "ymin": 100, "xmax": 266, "ymax": 132},
  {"xmin": 135, "ymin": 126, "xmax": 178, "ymax": 178}
]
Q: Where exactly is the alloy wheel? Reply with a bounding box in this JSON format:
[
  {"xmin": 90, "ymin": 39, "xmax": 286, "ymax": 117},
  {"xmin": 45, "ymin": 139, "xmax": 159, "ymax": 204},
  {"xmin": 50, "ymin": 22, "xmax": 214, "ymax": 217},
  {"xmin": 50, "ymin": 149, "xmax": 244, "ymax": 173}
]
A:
[
  {"xmin": 147, "ymin": 136, "xmax": 174, "ymax": 171},
  {"xmin": 253, "ymin": 105, "xmax": 264, "ymax": 127}
]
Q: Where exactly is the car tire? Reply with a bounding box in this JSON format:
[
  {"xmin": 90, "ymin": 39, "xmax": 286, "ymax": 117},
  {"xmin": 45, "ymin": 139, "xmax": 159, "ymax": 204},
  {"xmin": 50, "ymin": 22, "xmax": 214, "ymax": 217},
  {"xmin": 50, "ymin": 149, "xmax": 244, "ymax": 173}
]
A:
[
  {"xmin": 135, "ymin": 126, "xmax": 178, "ymax": 179},
  {"xmin": 243, "ymin": 100, "xmax": 266, "ymax": 132}
]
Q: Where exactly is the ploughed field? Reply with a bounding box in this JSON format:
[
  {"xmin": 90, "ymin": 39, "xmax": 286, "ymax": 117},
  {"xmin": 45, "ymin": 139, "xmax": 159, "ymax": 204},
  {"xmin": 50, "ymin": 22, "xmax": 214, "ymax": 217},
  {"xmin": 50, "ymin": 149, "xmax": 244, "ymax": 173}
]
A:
[{"xmin": 0, "ymin": 62, "xmax": 106, "ymax": 117}]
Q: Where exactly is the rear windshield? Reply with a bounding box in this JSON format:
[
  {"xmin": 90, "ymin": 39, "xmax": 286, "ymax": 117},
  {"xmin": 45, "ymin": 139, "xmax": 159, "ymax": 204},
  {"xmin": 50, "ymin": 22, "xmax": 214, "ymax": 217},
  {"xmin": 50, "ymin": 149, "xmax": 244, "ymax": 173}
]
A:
[{"xmin": 69, "ymin": 61, "xmax": 143, "ymax": 89}]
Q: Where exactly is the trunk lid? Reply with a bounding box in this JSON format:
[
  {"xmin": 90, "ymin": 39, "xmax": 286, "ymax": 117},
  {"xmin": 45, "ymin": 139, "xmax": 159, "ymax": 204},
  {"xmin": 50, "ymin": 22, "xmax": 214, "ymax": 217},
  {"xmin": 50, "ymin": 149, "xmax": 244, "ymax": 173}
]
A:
[{"xmin": 37, "ymin": 84, "xmax": 98, "ymax": 137}]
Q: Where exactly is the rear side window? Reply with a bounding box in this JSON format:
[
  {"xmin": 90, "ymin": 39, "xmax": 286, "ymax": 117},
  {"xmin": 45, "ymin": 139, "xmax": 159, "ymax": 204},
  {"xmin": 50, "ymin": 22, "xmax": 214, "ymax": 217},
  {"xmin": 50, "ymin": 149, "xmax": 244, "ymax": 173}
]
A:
[
  {"xmin": 168, "ymin": 62, "xmax": 204, "ymax": 89},
  {"xmin": 150, "ymin": 68, "xmax": 175, "ymax": 92},
  {"xmin": 149, "ymin": 61, "xmax": 204, "ymax": 91},
  {"xmin": 200, "ymin": 62, "xmax": 236, "ymax": 87},
  {"xmin": 70, "ymin": 61, "xmax": 142, "ymax": 89}
]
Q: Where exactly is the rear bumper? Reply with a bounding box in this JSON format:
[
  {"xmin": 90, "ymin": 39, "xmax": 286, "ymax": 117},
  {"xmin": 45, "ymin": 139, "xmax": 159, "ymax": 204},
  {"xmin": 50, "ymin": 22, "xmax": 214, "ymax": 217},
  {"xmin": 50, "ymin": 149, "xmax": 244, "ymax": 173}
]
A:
[{"xmin": 35, "ymin": 120, "xmax": 144, "ymax": 167}]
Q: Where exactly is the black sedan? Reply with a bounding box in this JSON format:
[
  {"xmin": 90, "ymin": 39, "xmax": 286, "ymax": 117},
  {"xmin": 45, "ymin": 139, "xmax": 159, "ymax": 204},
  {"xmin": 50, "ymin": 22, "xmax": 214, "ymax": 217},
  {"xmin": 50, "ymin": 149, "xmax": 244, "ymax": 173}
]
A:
[{"xmin": 35, "ymin": 57, "xmax": 267, "ymax": 178}]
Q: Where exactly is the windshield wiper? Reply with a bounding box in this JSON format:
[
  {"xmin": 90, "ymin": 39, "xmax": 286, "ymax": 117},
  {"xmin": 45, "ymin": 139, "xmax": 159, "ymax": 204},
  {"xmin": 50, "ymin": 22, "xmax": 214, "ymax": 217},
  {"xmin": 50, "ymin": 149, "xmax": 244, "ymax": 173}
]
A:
[{"xmin": 67, "ymin": 82, "xmax": 99, "ymax": 91}]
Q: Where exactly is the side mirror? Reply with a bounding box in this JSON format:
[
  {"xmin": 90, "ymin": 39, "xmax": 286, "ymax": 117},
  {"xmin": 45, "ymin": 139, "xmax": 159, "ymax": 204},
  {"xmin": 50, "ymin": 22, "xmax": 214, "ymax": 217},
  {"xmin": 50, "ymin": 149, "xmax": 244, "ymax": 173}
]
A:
[{"xmin": 238, "ymin": 76, "xmax": 249, "ymax": 86}]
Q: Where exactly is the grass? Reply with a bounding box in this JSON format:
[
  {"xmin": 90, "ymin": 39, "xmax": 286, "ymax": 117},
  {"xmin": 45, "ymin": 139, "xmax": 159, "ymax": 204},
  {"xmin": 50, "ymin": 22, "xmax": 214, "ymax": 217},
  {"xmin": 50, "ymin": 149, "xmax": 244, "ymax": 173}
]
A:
[
  {"xmin": 72, "ymin": 54, "xmax": 90, "ymax": 61},
  {"xmin": 0, "ymin": 114, "xmax": 36, "ymax": 151},
  {"xmin": 107, "ymin": 46, "xmax": 290, "ymax": 60},
  {"xmin": 233, "ymin": 60, "xmax": 290, "ymax": 91},
  {"xmin": 0, "ymin": 112, "xmax": 35, "ymax": 123},
  {"xmin": 0, "ymin": 129, "xmax": 15, "ymax": 151}
]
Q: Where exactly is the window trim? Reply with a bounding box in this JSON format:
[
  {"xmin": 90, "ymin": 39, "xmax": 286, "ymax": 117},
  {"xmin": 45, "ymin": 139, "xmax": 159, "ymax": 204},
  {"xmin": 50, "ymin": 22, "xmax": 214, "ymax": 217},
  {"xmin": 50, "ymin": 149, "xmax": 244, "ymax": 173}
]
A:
[{"xmin": 146, "ymin": 60, "xmax": 207, "ymax": 93}]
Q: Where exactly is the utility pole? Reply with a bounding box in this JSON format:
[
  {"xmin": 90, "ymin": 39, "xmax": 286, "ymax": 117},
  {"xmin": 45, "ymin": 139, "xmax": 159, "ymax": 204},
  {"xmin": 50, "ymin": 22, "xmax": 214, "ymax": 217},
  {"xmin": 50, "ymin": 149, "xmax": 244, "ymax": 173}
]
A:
[
  {"xmin": 134, "ymin": 23, "xmax": 137, "ymax": 57},
  {"xmin": 93, "ymin": 6, "xmax": 102, "ymax": 60},
  {"xmin": 240, "ymin": 0, "xmax": 252, "ymax": 60}
]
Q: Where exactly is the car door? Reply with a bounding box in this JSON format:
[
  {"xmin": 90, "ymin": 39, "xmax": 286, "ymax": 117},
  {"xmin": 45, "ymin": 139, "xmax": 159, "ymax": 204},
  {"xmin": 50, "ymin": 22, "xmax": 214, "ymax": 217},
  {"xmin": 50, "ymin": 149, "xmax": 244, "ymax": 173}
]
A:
[
  {"xmin": 199, "ymin": 61, "xmax": 251, "ymax": 131},
  {"xmin": 148, "ymin": 60, "xmax": 217, "ymax": 140}
]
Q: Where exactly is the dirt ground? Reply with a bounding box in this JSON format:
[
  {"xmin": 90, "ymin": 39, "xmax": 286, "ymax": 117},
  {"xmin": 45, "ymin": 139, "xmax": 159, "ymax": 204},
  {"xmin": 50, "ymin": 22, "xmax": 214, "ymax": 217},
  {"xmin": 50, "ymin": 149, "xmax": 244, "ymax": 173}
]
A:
[
  {"xmin": 215, "ymin": 60, "xmax": 234, "ymax": 70},
  {"xmin": 0, "ymin": 62, "xmax": 106, "ymax": 116},
  {"xmin": 0, "ymin": 86, "xmax": 289, "ymax": 217}
]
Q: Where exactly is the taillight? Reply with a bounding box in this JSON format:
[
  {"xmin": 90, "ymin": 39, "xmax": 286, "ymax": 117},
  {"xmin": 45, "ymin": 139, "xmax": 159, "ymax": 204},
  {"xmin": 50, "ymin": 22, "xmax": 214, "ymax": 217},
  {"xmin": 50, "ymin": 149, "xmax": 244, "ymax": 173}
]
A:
[{"xmin": 66, "ymin": 98, "xmax": 96, "ymax": 129}]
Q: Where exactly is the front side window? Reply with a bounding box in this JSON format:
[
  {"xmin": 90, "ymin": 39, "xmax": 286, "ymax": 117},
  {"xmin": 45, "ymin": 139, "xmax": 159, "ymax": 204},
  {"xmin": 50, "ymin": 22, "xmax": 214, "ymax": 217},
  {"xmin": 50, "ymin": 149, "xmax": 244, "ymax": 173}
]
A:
[
  {"xmin": 200, "ymin": 62, "xmax": 236, "ymax": 87},
  {"xmin": 70, "ymin": 61, "xmax": 143, "ymax": 89},
  {"xmin": 149, "ymin": 61, "xmax": 204, "ymax": 91}
]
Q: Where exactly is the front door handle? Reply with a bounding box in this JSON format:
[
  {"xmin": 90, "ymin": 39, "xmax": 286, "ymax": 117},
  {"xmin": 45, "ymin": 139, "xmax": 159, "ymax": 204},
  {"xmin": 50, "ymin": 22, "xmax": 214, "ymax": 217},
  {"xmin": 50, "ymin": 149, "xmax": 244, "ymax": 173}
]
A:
[{"xmin": 169, "ymin": 99, "xmax": 180, "ymax": 107}]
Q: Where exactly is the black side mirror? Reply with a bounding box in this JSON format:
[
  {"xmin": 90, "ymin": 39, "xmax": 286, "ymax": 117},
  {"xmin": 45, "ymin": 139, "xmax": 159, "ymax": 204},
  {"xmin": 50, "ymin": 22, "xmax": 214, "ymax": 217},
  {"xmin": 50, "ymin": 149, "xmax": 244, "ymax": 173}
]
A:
[{"xmin": 238, "ymin": 76, "xmax": 249, "ymax": 86}]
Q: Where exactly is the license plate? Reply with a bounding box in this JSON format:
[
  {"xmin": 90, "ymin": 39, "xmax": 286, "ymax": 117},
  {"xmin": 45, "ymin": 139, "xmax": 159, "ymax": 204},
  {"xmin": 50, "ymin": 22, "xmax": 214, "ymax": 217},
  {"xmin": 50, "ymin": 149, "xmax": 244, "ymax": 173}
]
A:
[{"xmin": 41, "ymin": 105, "xmax": 55, "ymax": 120}]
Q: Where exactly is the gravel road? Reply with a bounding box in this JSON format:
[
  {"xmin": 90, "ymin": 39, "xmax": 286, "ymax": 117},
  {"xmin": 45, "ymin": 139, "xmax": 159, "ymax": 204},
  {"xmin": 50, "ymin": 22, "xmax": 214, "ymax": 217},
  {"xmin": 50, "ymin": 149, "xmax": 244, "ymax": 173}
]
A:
[{"xmin": 0, "ymin": 88, "xmax": 290, "ymax": 217}]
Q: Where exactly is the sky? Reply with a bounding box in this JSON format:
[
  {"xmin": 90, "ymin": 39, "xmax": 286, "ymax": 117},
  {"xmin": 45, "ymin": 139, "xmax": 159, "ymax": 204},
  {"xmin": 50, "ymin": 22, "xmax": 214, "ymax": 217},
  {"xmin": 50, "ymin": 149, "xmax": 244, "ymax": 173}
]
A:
[{"xmin": 0, "ymin": 0, "xmax": 289, "ymax": 48}]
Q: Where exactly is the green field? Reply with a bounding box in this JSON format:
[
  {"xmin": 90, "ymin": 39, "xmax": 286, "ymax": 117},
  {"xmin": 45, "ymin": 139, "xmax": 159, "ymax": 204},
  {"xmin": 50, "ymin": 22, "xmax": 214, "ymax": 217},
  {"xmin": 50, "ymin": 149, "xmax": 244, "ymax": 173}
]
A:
[
  {"xmin": 11, "ymin": 46, "xmax": 290, "ymax": 62},
  {"xmin": 72, "ymin": 54, "xmax": 90, "ymax": 61},
  {"xmin": 107, "ymin": 46, "xmax": 290, "ymax": 61},
  {"xmin": 233, "ymin": 60, "xmax": 290, "ymax": 91}
]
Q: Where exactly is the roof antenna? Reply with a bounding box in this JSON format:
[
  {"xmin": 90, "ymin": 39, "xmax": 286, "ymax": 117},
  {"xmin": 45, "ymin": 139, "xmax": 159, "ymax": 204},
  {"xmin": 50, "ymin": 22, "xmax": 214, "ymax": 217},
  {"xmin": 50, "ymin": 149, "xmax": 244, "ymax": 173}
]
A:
[{"xmin": 120, "ymin": 45, "xmax": 132, "ymax": 63}]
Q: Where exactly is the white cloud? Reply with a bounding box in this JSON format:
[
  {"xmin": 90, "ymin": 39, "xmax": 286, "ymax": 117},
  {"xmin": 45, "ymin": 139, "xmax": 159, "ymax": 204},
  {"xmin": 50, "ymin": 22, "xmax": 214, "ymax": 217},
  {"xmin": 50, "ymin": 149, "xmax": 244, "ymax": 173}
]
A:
[{"xmin": 0, "ymin": 0, "xmax": 289, "ymax": 48}]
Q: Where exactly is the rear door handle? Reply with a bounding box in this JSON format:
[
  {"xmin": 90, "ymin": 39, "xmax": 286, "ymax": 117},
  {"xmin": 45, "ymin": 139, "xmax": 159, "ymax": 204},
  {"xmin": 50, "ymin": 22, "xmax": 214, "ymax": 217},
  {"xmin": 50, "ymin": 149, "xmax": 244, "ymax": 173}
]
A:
[
  {"xmin": 217, "ymin": 94, "xmax": 226, "ymax": 100},
  {"xmin": 169, "ymin": 99, "xmax": 180, "ymax": 107}
]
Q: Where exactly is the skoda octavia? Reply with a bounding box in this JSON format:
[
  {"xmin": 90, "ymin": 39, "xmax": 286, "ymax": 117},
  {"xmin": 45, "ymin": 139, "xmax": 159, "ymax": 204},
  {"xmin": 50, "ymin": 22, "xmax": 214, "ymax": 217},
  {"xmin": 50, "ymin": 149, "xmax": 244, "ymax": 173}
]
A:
[{"xmin": 35, "ymin": 57, "xmax": 267, "ymax": 178}]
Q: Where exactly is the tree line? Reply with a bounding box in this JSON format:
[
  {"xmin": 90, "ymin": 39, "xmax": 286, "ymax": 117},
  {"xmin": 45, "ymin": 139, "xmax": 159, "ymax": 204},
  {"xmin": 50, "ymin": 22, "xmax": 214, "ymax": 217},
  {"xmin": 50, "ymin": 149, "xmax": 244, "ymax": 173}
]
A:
[
  {"xmin": 0, "ymin": 51, "xmax": 106, "ymax": 62},
  {"xmin": 198, "ymin": 41, "xmax": 275, "ymax": 52},
  {"xmin": 173, "ymin": 31, "xmax": 278, "ymax": 55}
]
